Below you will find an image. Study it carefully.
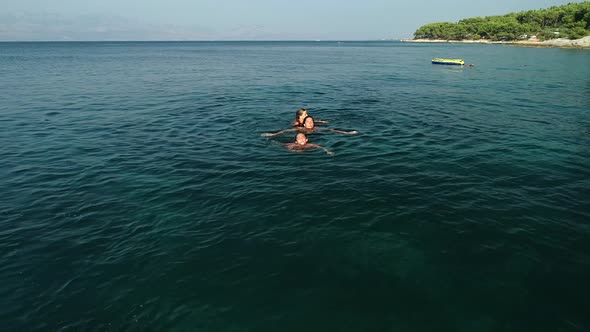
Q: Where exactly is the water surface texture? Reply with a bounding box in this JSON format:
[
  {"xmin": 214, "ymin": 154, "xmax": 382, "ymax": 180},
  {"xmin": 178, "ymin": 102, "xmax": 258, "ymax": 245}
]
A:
[{"xmin": 1, "ymin": 41, "xmax": 589, "ymax": 331}]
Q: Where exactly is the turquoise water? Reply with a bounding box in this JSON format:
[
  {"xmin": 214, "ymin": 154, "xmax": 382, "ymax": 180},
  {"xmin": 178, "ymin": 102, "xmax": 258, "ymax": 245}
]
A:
[{"xmin": 1, "ymin": 41, "xmax": 589, "ymax": 331}]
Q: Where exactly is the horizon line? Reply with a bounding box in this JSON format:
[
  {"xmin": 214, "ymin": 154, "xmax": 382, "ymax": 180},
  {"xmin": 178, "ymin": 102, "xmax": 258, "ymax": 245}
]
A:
[{"xmin": 0, "ymin": 39, "xmax": 403, "ymax": 43}]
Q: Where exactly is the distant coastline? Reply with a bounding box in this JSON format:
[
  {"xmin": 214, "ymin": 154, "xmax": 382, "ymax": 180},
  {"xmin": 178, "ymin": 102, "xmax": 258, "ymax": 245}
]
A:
[
  {"xmin": 409, "ymin": 2, "xmax": 590, "ymax": 49},
  {"xmin": 402, "ymin": 36, "xmax": 590, "ymax": 49}
]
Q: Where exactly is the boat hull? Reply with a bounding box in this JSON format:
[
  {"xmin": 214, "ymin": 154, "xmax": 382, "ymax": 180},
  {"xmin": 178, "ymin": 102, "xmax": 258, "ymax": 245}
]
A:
[{"xmin": 432, "ymin": 58, "xmax": 464, "ymax": 66}]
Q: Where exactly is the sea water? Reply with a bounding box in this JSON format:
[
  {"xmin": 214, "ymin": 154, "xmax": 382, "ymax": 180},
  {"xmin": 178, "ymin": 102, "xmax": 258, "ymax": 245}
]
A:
[{"xmin": 1, "ymin": 41, "xmax": 589, "ymax": 331}]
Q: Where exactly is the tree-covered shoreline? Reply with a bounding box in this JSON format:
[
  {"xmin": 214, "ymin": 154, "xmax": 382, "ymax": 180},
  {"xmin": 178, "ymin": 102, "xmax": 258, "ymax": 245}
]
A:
[{"xmin": 413, "ymin": 2, "xmax": 590, "ymax": 41}]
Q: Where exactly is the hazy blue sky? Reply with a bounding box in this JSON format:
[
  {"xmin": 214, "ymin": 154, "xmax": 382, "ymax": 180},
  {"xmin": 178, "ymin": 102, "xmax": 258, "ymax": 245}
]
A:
[{"xmin": 0, "ymin": 0, "xmax": 584, "ymax": 41}]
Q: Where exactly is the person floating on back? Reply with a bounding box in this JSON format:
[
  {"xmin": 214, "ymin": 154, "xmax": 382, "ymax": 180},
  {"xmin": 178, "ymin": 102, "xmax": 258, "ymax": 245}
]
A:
[
  {"xmin": 263, "ymin": 116, "xmax": 357, "ymax": 137},
  {"xmin": 293, "ymin": 108, "xmax": 328, "ymax": 127},
  {"xmin": 286, "ymin": 133, "xmax": 334, "ymax": 155}
]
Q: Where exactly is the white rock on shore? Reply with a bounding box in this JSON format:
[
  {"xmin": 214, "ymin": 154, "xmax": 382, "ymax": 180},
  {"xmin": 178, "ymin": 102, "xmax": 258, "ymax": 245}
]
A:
[
  {"xmin": 403, "ymin": 36, "xmax": 590, "ymax": 48},
  {"xmin": 538, "ymin": 36, "xmax": 590, "ymax": 47}
]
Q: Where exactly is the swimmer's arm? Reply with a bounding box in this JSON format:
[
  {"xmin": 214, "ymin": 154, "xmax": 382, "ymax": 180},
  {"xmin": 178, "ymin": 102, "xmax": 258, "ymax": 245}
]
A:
[
  {"xmin": 315, "ymin": 119, "xmax": 329, "ymax": 124},
  {"xmin": 261, "ymin": 128, "xmax": 296, "ymax": 137},
  {"xmin": 329, "ymin": 129, "xmax": 358, "ymax": 135},
  {"xmin": 308, "ymin": 143, "xmax": 334, "ymax": 156}
]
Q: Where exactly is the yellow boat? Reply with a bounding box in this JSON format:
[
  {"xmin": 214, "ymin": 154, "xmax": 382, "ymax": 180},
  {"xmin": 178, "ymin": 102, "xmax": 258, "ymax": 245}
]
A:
[{"xmin": 431, "ymin": 58, "xmax": 465, "ymax": 66}]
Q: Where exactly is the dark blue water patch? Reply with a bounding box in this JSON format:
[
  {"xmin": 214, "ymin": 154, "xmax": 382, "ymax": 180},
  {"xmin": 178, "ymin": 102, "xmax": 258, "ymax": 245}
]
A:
[{"xmin": 1, "ymin": 41, "xmax": 590, "ymax": 331}]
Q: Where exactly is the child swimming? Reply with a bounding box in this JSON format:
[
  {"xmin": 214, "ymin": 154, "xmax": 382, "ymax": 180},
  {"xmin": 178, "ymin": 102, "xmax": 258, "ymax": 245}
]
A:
[
  {"xmin": 286, "ymin": 133, "xmax": 334, "ymax": 155},
  {"xmin": 293, "ymin": 108, "xmax": 328, "ymax": 127},
  {"xmin": 263, "ymin": 116, "xmax": 358, "ymax": 137}
]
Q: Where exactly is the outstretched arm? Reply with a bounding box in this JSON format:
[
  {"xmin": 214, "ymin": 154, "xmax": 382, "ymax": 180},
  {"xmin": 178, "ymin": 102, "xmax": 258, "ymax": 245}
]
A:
[
  {"xmin": 308, "ymin": 143, "xmax": 334, "ymax": 155},
  {"xmin": 329, "ymin": 129, "xmax": 358, "ymax": 135},
  {"xmin": 261, "ymin": 128, "xmax": 296, "ymax": 137},
  {"xmin": 315, "ymin": 119, "xmax": 329, "ymax": 124}
]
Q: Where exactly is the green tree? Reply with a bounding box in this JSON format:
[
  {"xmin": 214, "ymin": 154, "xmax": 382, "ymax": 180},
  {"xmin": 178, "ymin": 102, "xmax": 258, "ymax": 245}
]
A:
[{"xmin": 413, "ymin": 1, "xmax": 590, "ymax": 41}]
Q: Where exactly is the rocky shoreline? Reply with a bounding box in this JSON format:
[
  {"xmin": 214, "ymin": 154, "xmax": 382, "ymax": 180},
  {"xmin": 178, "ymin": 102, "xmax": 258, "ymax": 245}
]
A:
[{"xmin": 402, "ymin": 36, "xmax": 590, "ymax": 49}]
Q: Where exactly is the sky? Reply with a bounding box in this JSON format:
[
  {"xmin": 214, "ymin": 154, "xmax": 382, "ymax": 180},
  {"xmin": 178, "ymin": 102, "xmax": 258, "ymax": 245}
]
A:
[{"xmin": 0, "ymin": 0, "xmax": 585, "ymax": 41}]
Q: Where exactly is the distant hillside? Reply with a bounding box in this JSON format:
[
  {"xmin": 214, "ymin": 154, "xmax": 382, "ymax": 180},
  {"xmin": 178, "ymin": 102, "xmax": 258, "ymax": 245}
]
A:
[{"xmin": 414, "ymin": 2, "xmax": 590, "ymax": 41}]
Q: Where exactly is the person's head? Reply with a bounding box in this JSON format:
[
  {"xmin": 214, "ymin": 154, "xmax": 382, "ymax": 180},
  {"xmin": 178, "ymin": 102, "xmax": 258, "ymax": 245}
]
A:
[
  {"xmin": 295, "ymin": 133, "xmax": 308, "ymax": 145},
  {"xmin": 302, "ymin": 116, "xmax": 315, "ymax": 129},
  {"xmin": 295, "ymin": 108, "xmax": 308, "ymax": 124}
]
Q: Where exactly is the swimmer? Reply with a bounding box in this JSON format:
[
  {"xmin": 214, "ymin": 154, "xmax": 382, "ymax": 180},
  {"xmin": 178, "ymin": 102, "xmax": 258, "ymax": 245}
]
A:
[
  {"xmin": 263, "ymin": 116, "xmax": 358, "ymax": 137},
  {"xmin": 286, "ymin": 133, "xmax": 334, "ymax": 155},
  {"xmin": 293, "ymin": 108, "xmax": 328, "ymax": 127}
]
